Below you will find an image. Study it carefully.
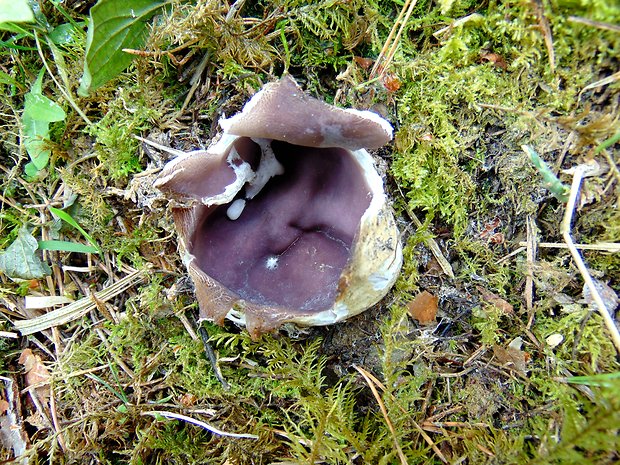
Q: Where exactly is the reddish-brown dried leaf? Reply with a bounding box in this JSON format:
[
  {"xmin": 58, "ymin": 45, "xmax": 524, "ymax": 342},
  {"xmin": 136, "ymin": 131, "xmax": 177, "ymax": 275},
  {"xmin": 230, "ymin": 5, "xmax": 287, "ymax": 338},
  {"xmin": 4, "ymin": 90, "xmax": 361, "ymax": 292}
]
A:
[
  {"xmin": 477, "ymin": 286, "xmax": 514, "ymax": 314},
  {"xmin": 0, "ymin": 399, "xmax": 9, "ymax": 414},
  {"xmin": 18, "ymin": 349, "xmax": 51, "ymax": 403},
  {"xmin": 480, "ymin": 52, "xmax": 508, "ymax": 70},
  {"xmin": 179, "ymin": 393, "xmax": 198, "ymax": 407},
  {"xmin": 382, "ymin": 73, "xmax": 401, "ymax": 92},
  {"xmin": 353, "ymin": 56, "xmax": 374, "ymax": 70},
  {"xmin": 407, "ymin": 291, "xmax": 438, "ymax": 325}
]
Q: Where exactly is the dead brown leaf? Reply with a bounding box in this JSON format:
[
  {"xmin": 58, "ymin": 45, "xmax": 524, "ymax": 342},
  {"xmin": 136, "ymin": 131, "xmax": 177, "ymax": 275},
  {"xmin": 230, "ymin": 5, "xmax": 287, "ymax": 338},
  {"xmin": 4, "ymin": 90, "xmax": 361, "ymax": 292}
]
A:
[
  {"xmin": 407, "ymin": 291, "xmax": 438, "ymax": 325},
  {"xmin": 0, "ymin": 398, "xmax": 9, "ymax": 414},
  {"xmin": 18, "ymin": 349, "xmax": 51, "ymax": 403},
  {"xmin": 382, "ymin": 73, "xmax": 402, "ymax": 92},
  {"xmin": 477, "ymin": 286, "xmax": 514, "ymax": 315},
  {"xmin": 492, "ymin": 345, "xmax": 529, "ymax": 375},
  {"xmin": 353, "ymin": 56, "xmax": 374, "ymax": 70},
  {"xmin": 480, "ymin": 51, "xmax": 508, "ymax": 70}
]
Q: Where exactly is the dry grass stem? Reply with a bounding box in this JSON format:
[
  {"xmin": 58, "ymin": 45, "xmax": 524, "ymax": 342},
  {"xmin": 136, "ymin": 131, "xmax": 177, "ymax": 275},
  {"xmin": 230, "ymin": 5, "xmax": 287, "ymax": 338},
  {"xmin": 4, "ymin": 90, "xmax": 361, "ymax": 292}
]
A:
[
  {"xmin": 370, "ymin": 0, "xmax": 417, "ymax": 80},
  {"xmin": 398, "ymin": 185, "xmax": 455, "ymax": 278},
  {"xmin": 561, "ymin": 165, "xmax": 620, "ymax": 354},
  {"xmin": 0, "ymin": 330, "xmax": 19, "ymax": 338},
  {"xmin": 517, "ymin": 241, "xmax": 620, "ymax": 252},
  {"xmin": 14, "ymin": 269, "xmax": 147, "ymax": 335},
  {"xmin": 355, "ymin": 367, "xmax": 448, "ymax": 463},
  {"xmin": 353, "ymin": 366, "xmax": 409, "ymax": 465},
  {"xmin": 532, "ymin": 0, "xmax": 555, "ymax": 73},
  {"xmin": 568, "ymin": 15, "xmax": 620, "ymax": 32},
  {"xmin": 141, "ymin": 411, "xmax": 259, "ymax": 439},
  {"xmin": 526, "ymin": 215, "xmax": 537, "ymax": 328}
]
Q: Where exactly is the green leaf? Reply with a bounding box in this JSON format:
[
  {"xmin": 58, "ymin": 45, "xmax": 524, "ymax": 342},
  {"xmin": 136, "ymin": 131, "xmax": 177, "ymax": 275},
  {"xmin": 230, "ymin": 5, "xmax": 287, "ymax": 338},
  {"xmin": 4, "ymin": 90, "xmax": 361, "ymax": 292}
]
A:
[
  {"xmin": 48, "ymin": 22, "xmax": 81, "ymax": 45},
  {"xmin": 24, "ymin": 161, "xmax": 40, "ymax": 178},
  {"xmin": 566, "ymin": 372, "xmax": 620, "ymax": 388},
  {"xmin": 0, "ymin": 70, "xmax": 20, "ymax": 87},
  {"xmin": 0, "ymin": 227, "xmax": 51, "ymax": 280},
  {"xmin": 522, "ymin": 145, "xmax": 569, "ymax": 202},
  {"xmin": 49, "ymin": 206, "xmax": 101, "ymax": 254},
  {"xmin": 0, "ymin": 0, "xmax": 34, "ymax": 26},
  {"xmin": 38, "ymin": 240, "xmax": 100, "ymax": 254},
  {"xmin": 23, "ymin": 93, "xmax": 66, "ymax": 122},
  {"xmin": 78, "ymin": 0, "xmax": 166, "ymax": 96},
  {"xmin": 21, "ymin": 69, "xmax": 66, "ymax": 174}
]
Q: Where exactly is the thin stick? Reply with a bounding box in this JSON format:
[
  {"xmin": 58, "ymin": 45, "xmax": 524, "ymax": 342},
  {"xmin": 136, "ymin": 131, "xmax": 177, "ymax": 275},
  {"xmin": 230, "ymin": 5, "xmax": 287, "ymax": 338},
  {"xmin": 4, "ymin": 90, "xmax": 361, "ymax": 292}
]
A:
[
  {"xmin": 353, "ymin": 365, "xmax": 408, "ymax": 465},
  {"xmin": 533, "ymin": 0, "xmax": 555, "ymax": 73},
  {"xmin": 568, "ymin": 16, "xmax": 620, "ymax": 32},
  {"xmin": 141, "ymin": 411, "xmax": 258, "ymax": 439},
  {"xmin": 14, "ymin": 269, "xmax": 147, "ymax": 335},
  {"xmin": 34, "ymin": 32, "xmax": 92, "ymax": 126},
  {"xmin": 517, "ymin": 241, "xmax": 620, "ymax": 252},
  {"xmin": 354, "ymin": 365, "xmax": 448, "ymax": 463},
  {"xmin": 134, "ymin": 135, "xmax": 189, "ymax": 158},
  {"xmin": 561, "ymin": 166, "xmax": 620, "ymax": 354},
  {"xmin": 198, "ymin": 325, "xmax": 230, "ymax": 391},
  {"xmin": 49, "ymin": 384, "xmax": 67, "ymax": 452},
  {"xmin": 397, "ymin": 185, "xmax": 455, "ymax": 278},
  {"xmin": 370, "ymin": 0, "xmax": 412, "ymax": 78},
  {"xmin": 525, "ymin": 216, "xmax": 536, "ymax": 328},
  {"xmin": 379, "ymin": 0, "xmax": 418, "ymax": 79}
]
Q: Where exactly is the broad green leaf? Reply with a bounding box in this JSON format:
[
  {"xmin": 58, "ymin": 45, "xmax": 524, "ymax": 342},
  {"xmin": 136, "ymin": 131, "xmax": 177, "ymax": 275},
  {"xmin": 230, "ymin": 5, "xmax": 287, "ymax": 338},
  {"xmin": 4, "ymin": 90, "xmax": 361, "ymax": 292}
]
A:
[
  {"xmin": 21, "ymin": 69, "xmax": 66, "ymax": 175},
  {"xmin": 0, "ymin": 0, "xmax": 34, "ymax": 26},
  {"xmin": 78, "ymin": 0, "xmax": 166, "ymax": 96},
  {"xmin": 23, "ymin": 93, "xmax": 66, "ymax": 122},
  {"xmin": 22, "ymin": 114, "xmax": 51, "ymax": 170},
  {"xmin": 22, "ymin": 122, "xmax": 50, "ymax": 170},
  {"xmin": 0, "ymin": 227, "xmax": 51, "ymax": 280},
  {"xmin": 38, "ymin": 240, "xmax": 100, "ymax": 254},
  {"xmin": 24, "ymin": 161, "xmax": 40, "ymax": 178},
  {"xmin": 48, "ymin": 22, "xmax": 81, "ymax": 45}
]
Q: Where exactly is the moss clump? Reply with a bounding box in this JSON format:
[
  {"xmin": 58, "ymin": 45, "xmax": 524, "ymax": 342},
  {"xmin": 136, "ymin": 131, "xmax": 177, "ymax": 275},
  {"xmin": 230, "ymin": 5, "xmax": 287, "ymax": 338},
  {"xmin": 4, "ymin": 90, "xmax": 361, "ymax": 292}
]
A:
[{"xmin": 89, "ymin": 84, "xmax": 167, "ymax": 181}]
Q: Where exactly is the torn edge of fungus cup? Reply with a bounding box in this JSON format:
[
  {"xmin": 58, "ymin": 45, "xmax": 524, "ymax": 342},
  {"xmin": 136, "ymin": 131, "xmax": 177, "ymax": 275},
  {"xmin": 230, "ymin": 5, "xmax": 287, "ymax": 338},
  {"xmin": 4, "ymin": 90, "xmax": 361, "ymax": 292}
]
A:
[{"xmin": 152, "ymin": 75, "xmax": 403, "ymax": 338}]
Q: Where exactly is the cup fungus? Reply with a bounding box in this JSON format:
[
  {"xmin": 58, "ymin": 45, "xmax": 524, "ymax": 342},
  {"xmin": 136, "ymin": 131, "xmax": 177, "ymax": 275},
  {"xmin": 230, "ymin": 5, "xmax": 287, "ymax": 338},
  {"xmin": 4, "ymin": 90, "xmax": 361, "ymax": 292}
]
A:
[{"xmin": 153, "ymin": 75, "xmax": 402, "ymax": 338}]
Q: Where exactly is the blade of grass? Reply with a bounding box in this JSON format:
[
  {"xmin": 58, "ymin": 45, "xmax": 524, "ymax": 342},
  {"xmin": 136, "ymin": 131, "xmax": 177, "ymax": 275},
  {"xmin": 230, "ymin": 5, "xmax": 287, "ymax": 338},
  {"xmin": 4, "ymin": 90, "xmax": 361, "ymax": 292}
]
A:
[
  {"xmin": 565, "ymin": 372, "xmax": 620, "ymax": 388},
  {"xmin": 38, "ymin": 240, "xmax": 99, "ymax": 254},
  {"xmin": 49, "ymin": 206, "xmax": 101, "ymax": 253}
]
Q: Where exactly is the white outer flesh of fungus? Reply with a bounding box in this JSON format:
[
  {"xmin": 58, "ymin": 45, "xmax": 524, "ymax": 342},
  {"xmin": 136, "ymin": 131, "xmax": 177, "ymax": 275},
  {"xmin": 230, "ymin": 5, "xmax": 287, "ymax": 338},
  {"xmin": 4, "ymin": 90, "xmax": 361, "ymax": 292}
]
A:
[
  {"xmin": 202, "ymin": 146, "xmax": 254, "ymax": 206},
  {"xmin": 226, "ymin": 199, "xmax": 246, "ymax": 220},
  {"xmin": 245, "ymin": 138, "xmax": 285, "ymax": 199},
  {"xmin": 344, "ymin": 108, "xmax": 394, "ymax": 140}
]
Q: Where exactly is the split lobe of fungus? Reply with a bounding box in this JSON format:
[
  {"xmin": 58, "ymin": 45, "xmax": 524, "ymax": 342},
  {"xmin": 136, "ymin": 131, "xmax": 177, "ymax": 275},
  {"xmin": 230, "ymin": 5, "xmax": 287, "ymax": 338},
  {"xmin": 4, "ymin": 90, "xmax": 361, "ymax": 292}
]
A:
[{"xmin": 154, "ymin": 75, "xmax": 402, "ymax": 338}]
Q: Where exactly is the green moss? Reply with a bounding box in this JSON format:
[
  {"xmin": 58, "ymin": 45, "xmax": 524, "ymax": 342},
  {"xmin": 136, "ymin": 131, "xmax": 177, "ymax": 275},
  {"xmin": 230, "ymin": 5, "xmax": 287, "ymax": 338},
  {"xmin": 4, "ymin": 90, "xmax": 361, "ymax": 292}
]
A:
[
  {"xmin": 534, "ymin": 309, "xmax": 617, "ymax": 373},
  {"xmin": 89, "ymin": 85, "xmax": 165, "ymax": 181}
]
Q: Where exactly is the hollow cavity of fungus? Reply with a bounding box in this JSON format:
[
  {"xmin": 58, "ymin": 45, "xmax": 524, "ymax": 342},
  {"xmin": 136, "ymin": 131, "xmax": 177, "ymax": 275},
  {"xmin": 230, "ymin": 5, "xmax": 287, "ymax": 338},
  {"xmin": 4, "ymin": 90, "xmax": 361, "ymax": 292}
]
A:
[{"xmin": 153, "ymin": 75, "xmax": 402, "ymax": 338}]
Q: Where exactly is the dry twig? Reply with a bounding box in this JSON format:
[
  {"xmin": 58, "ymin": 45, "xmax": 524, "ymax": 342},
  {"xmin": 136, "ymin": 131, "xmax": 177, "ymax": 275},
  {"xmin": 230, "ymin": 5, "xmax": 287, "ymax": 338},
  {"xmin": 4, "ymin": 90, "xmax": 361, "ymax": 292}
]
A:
[
  {"xmin": 525, "ymin": 215, "xmax": 537, "ymax": 328},
  {"xmin": 561, "ymin": 165, "xmax": 620, "ymax": 354},
  {"xmin": 370, "ymin": 0, "xmax": 418, "ymax": 80},
  {"xmin": 354, "ymin": 365, "xmax": 448, "ymax": 464},
  {"xmin": 14, "ymin": 268, "xmax": 147, "ymax": 335},
  {"xmin": 141, "ymin": 411, "xmax": 258, "ymax": 439}
]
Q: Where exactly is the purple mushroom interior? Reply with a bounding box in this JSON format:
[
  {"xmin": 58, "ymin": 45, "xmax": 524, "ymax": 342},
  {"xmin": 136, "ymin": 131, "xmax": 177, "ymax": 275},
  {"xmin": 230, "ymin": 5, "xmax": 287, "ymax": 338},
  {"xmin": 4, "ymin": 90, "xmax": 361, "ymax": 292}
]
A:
[{"xmin": 191, "ymin": 138, "xmax": 372, "ymax": 312}]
